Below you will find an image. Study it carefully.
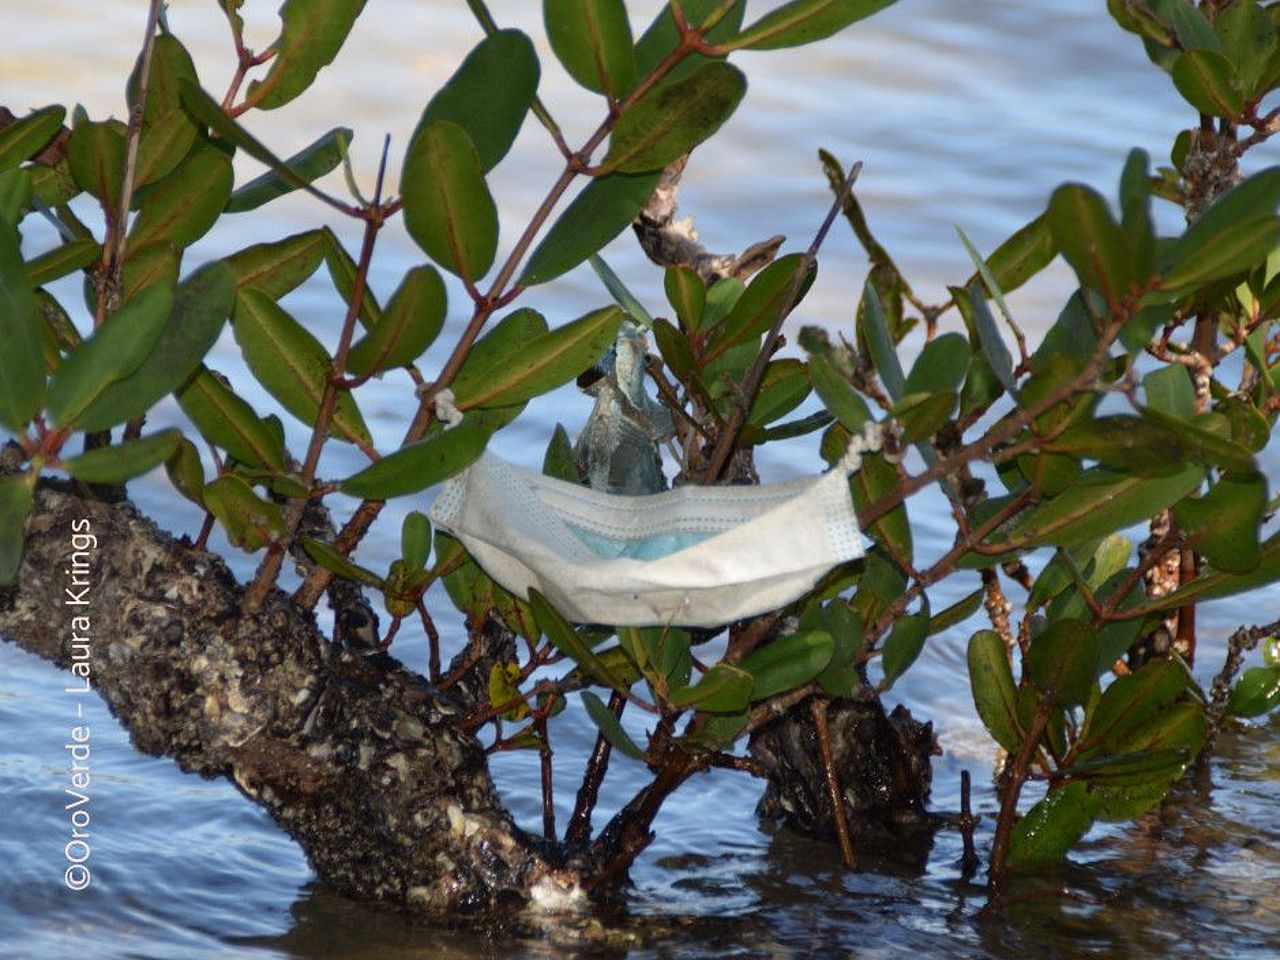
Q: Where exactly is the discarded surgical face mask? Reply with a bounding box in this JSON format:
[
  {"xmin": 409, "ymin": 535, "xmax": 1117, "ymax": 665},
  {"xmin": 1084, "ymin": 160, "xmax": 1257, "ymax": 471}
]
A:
[{"xmin": 427, "ymin": 391, "xmax": 883, "ymax": 628}]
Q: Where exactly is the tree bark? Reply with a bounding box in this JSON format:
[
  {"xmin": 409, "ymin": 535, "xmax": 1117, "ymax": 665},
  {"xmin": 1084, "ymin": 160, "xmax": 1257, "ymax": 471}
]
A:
[{"xmin": 0, "ymin": 480, "xmax": 583, "ymax": 916}]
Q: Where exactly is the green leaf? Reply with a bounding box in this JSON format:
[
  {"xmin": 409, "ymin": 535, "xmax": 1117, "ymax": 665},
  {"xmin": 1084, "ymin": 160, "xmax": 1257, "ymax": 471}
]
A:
[
  {"xmin": 0, "ymin": 219, "xmax": 46, "ymax": 430},
  {"xmin": 0, "ymin": 167, "xmax": 32, "ymax": 225},
  {"xmin": 323, "ymin": 227, "xmax": 382, "ymax": 330},
  {"xmin": 453, "ymin": 306, "xmax": 623, "ymax": 410},
  {"xmin": 1045, "ymin": 415, "xmax": 1187, "ymax": 477},
  {"xmin": 223, "ymin": 229, "xmax": 328, "ymax": 298},
  {"xmin": 1161, "ymin": 168, "xmax": 1280, "ymax": 290},
  {"xmin": 121, "ymin": 245, "xmax": 180, "ymax": 304},
  {"xmin": 47, "ymin": 283, "xmax": 173, "ymax": 427},
  {"xmin": 881, "ymin": 610, "xmax": 929, "ymax": 690},
  {"xmin": 581, "ymin": 690, "xmax": 645, "ymax": 759},
  {"xmin": 62, "ymin": 429, "xmax": 182, "ymax": 484},
  {"xmin": 665, "ymin": 265, "xmax": 706, "ymax": 333},
  {"xmin": 725, "ymin": 0, "xmax": 897, "ymax": 51},
  {"xmin": 340, "ymin": 420, "xmax": 489, "ymax": 499},
  {"xmin": 1172, "ymin": 470, "xmax": 1267, "ymax": 573},
  {"xmin": 1142, "ymin": 530, "xmax": 1280, "ymax": 613},
  {"xmin": 1047, "ymin": 183, "xmax": 1131, "ymax": 308},
  {"xmin": 418, "ymin": 29, "xmax": 539, "ymax": 172},
  {"xmin": 542, "ymin": 423, "xmax": 578, "ymax": 482},
  {"xmin": 904, "ymin": 333, "xmax": 971, "ymax": 395},
  {"xmin": 129, "ymin": 140, "xmax": 233, "ymax": 250},
  {"xmin": 634, "ymin": 0, "xmax": 746, "ymax": 82},
  {"xmin": 1081, "ymin": 658, "xmax": 1197, "ymax": 755},
  {"xmin": 602, "ymin": 61, "xmax": 746, "ymax": 174},
  {"xmin": 302, "ymin": 537, "xmax": 384, "ymax": 587},
  {"xmin": 529, "ymin": 589, "xmax": 629, "ymax": 692},
  {"xmin": 203, "ymin": 474, "xmax": 284, "ymax": 552},
  {"xmin": 1143, "ymin": 364, "xmax": 1194, "ymax": 417},
  {"xmin": 77, "ymin": 262, "xmax": 236, "ymax": 432},
  {"xmin": 401, "ymin": 511, "xmax": 432, "ymax": 569},
  {"xmin": 176, "ymin": 366, "xmax": 287, "ymax": 472},
  {"xmin": 928, "ymin": 588, "xmax": 982, "ymax": 636},
  {"xmin": 891, "ymin": 390, "xmax": 955, "ymax": 443},
  {"xmin": 849, "ymin": 446, "xmax": 912, "ymax": 566},
  {"xmin": 670, "ymin": 664, "xmax": 755, "ymax": 714},
  {"xmin": 999, "ymin": 464, "xmax": 1205, "ymax": 550},
  {"xmin": 967, "ymin": 629, "xmax": 1022, "ymax": 752},
  {"xmin": 164, "ymin": 437, "xmax": 205, "ymax": 507},
  {"xmin": 809, "ymin": 354, "xmax": 871, "ymax": 433},
  {"xmin": 962, "ymin": 212, "xmax": 1056, "ymax": 296},
  {"xmin": 739, "ymin": 630, "xmax": 834, "ymax": 701},
  {"xmin": 226, "ymin": 127, "xmax": 351, "ymax": 213},
  {"xmin": 246, "ymin": 0, "xmax": 368, "ymax": 110},
  {"xmin": 401, "ymin": 120, "xmax": 498, "ymax": 281},
  {"xmin": 707, "ymin": 253, "xmax": 814, "ymax": 359},
  {"xmin": 1216, "ymin": 0, "xmax": 1276, "ymax": 95},
  {"xmin": 452, "ymin": 308, "xmax": 549, "ymax": 399},
  {"xmin": 129, "ymin": 34, "xmax": 201, "ymax": 187},
  {"xmin": 860, "ymin": 282, "xmax": 905, "ymax": 401},
  {"xmin": 0, "ymin": 473, "xmax": 34, "ymax": 586},
  {"xmin": 1172, "ymin": 49, "xmax": 1244, "ymax": 118},
  {"xmin": 1006, "ymin": 782, "xmax": 1099, "ymax": 873},
  {"xmin": 748, "ymin": 359, "xmax": 811, "ymax": 427},
  {"xmin": 544, "ymin": 0, "xmax": 635, "ymax": 96},
  {"xmin": 520, "ymin": 171, "xmax": 660, "ymax": 287},
  {"xmin": 345, "ymin": 265, "xmax": 446, "ymax": 375},
  {"xmin": 1226, "ymin": 666, "xmax": 1280, "ymax": 718},
  {"xmin": 25, "ymin": 238, "xmax": 100, "ymax": 287},
  {"xmin": 232, "ymin": 288, "xmax": 371, "ymax": 445},
  {"xmin": 1142, "ymin": 407, "xmax": 1256, "ymax": 473},
  {"xmin": 0, "ymin": 106, "xmax": 65, "ymax": 173},
  {"xmin": 1026, "ymin": 618, "xmax": 1100, "ymax": 707},
  {"xmin": 590, "ymin": 254, "xmax": 655, "ymax": 327},
  {"xmin": 67, "ymin": 116, "xmax": 125, "ymax": 208}
]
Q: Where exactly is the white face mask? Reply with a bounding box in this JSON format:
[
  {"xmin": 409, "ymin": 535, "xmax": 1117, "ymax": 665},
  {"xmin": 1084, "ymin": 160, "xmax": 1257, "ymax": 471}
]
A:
[{"xmin": 428, "ymin": 391, "xmax": 883, "ymax": 629}]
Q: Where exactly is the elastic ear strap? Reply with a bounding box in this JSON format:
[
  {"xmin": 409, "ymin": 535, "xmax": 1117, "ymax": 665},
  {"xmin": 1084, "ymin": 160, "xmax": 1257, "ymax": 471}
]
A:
[
  {"xmin": 434, "ymin": 388, "xmax": 464, "ymax": 429},
  {"xmin": 839, "ymin": 420, "xmax": 891, "ymax": 474}
]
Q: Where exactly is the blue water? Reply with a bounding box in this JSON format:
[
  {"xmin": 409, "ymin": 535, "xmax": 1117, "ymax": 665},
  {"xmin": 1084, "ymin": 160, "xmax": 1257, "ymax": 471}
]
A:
[{"xmin": 3, "ymin": 1, "xmax": 1279, "ymax": 957}]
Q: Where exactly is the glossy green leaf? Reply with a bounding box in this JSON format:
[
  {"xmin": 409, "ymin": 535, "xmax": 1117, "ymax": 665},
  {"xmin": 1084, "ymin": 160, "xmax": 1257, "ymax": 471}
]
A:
[
  {"xmin": 1006, "ymin": 781, "xmax": 1099, "ymax": 873},
  {"xmin": 0, "ymin": 219, "xmax": 46, "ymax": 430},
  {"xmin": 530, "ymin": 588, "xmax": 628, "ymax": 691},
  {"xmin": 892, "ymin": 390, "xmax": 956, "ymax": 444},
  {"xmin": 453, "ymin": 306, "xmax": 623, "ymax": 410},
  {"xmin": 748, "ymin": 359, "xmax": 811, "ymax": 427},
  {"xmin": 1000, "ymin": 464, "xmax": 1205, "ymax": 550},
  {"xmin": 340, "ymin": 420, "xmax": 489, "ymax": 498},
  {"xmin": 164, "ymin": 437, "xmax": 205, "ymax": 507},
  {"xmin": 303, "ymin": 537, "xmax": 384, "ymax": 587},
  {"xmin": 47, "ymin": 283, "xmax": 172, "ymax": 427},
  {"xmin": 590, "ymin": 254, "xmax": 655, "ymax": 327},
  {"xmin": 809, "ymin": 354, "xmax": 871, "ymax": 433},
  {"xmin": 962, "ymin": 212, "xmax": 1056, "ymax": 296},
  {"xmin": 520, "ymin": 171, "xmax": 660, "ymax": 286},
  {"xmin": 967, "ymin": 629, "xmax": 1022, "ymax": 752},
  {"xmin": 401, "ymin": 120, "xmax": 497, "ymax": 280},
  {"xmin": 226, "ymin": 127, "xmax": 351, "ymax": 213},
  {"xmin": 928, "ymin": 588, "xmax": 983, "ymax": 636},
  {"xmin": 1172, "ymin": 471, "xmax": 1266, "ymax": 573},
  {"xmin": 0, "ymin": 167, "xmax": 32, "ymax": 224},
  {"xmin": 62, "ymin": 429, "xmax": 182, "ymax": 484},
  {"xmin": 1026, "ymin": 618, "xmax": 1100, "ymax": 707},
  {"xmin": 176, "ymin": 366, "xmax": 287, "ymax": 472},
  {"xmin": 861, "ymin": 282, "xmax": 906, "ymax": 400},
  {"xmin": 725, "ymin": 0, "xmax": 897, "ymax": 51},
  {"xmin": 739, "ymin": 630, "xmax": 834, "ymax": 701},
  {"xmin": 544, "ymin": 0, "xmax": 635, "ymax": 95},
  {"xmin": 247, "ymin": 0, "xmax": 368, "ymax": 110},
  {"xmin": 232, "ymin": 288, "xmax": 371, "ymax": 445},
  {"xmin": 849, "ymin": 446, "xmax": 911, "ymax": 565},
  {"xmin": 223, "ymin": 230, "xmax": 328, "ymax": 298},
  {"xmin": 881, "ymin": 610, "xmax": 929, "ymax": 690},
  {"xmin": 346, "ymin": 265, "xmax": 446, "ymax": 375},
  {"xmin": 1046, "ymin": 415, "xmax": 1187, "ymax": 476},
  {"xmin": 1161, "ymin": 168, "xmax": 1280, "ymax": 290},
  {"xmin": 602, "ymin": 61, "xmax": 746, "ymax": 173},
  {"xmin": 1172, "ymin": 49, "xmax": 1244, "ymax": 118},
  {"xmin": 708, "ymin": 253, "xmax": 815, "ymax": 359},
  {"xmin": 452, "ymin": 308, "xmax": 549, "ymax": 399},
  {"xmin": 543, "ymin": 423, "xmax": 578, "ymax": 482},
  {"xmin": 129, "ymin": 140, "xmax": 232, "ymax": 250},
  {"xmin": 78, "ymin": 262, "xmax": 236, "ymax": 432},
  {"xmin": 203, "ymin": 474, "xmax": 284, "ymax": 552},
  {"xmin": 1215, "ymin": 0, "xmax": 1275, "ymax": 95},
  {"xmin": 0, "ymin": 473, "xmax": 34, "ymax": 585},
  {"xmin": 25, "ymin": 238, "xmax": 99, "ymax": 287},
  {"xmin": 581, "ymin": 690, "xmax": 645, "ymax": 760},
  {"xmin": 670, "ymin": 664, "xmax": 754, "ymax": 714},
  {"xmin": 67, "ymin": 116, "xmax": 125, "ymax": 208},
  {"xmin": 1142, "ymin": 407, "xmax": 1256, "ymax": 473},
  {"xmin": 665, "ymin": 265, "xmax": 706, "ymax": 332},
  {"xmin": 120, "ymin": 244, "xmax": 180, "ymax": 303},
  {"xmin": 419, "ymin": 29, "xmax": 538, "ymax": 172},
  {"xmin": 0, "ymin": 106, "xmax": 65, "ymax": 173},
  {"xmin": 1226, "ymin": 665, "xmax": 1280, "ymax": 718},
  {"xmin": 1082, "ymin": 658, "xmax": 1196, "ymax": 755},
  {"xmin": 323, "ymin": 227, "xmax": 382, "ymax": 330},
  {"xmin": 129, "ymin": 34, "xmax": 200, "ymax": 186},
  {"xmin": 1048, "ymin": 183, "xmax": 1131, "ymax": 308},
  {"xmin": 904, "ymin": 333, "xmax": 971, "ymax": 395},
  {"xmin": 400, "ymin": 511, "xmax": 432, "ymax": 570},
  {"xmin": 1143, "ymin": 364, "xmax": 1194, "ymax": 417}
]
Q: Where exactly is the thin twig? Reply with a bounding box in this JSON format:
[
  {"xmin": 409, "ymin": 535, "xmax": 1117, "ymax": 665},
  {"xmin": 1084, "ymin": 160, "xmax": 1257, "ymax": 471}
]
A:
[
  {"xmin": 566, "ymin": 691, "xmax": 625, "ymax": 846},
  {"xmin": 812, "ymin": 696, "xmax": 855, "ymax": 869}
]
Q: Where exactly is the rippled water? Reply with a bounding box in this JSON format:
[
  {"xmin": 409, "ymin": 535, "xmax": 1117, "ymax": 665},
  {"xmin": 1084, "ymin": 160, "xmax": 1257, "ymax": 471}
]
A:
[{"xmin": 3, "ymin": 2, "xmax": 1279, "ymax": 957}]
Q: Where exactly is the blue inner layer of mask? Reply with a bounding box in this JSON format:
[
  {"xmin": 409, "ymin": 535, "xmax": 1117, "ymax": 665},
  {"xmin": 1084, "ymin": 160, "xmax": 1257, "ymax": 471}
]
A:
[{"xmin": 567, "ymin": 523, "xmax": 712, "ymax": 560}]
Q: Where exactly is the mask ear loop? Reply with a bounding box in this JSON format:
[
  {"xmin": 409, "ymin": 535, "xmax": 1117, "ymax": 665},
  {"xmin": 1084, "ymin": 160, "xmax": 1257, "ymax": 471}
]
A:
[{"xmin": 433, "ymin": 388, "xmax": 464, "ymax": 430}]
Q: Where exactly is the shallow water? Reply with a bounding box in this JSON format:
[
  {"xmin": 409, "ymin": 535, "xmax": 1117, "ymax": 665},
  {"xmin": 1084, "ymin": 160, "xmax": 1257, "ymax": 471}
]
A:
[{"xmin": 3, "ymin": 2, "xmax": 1280, "ymax": 958}]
